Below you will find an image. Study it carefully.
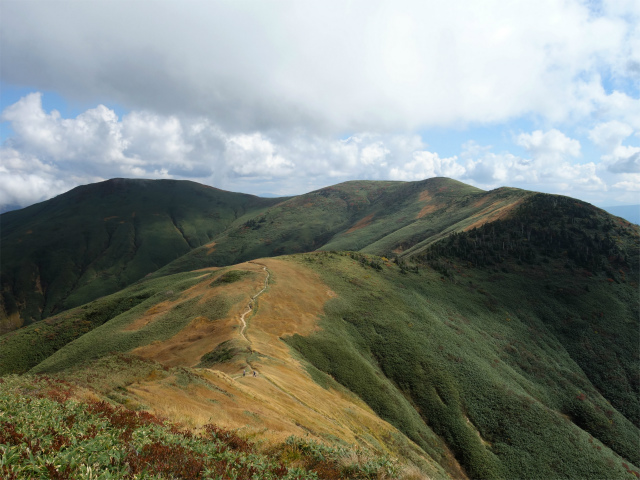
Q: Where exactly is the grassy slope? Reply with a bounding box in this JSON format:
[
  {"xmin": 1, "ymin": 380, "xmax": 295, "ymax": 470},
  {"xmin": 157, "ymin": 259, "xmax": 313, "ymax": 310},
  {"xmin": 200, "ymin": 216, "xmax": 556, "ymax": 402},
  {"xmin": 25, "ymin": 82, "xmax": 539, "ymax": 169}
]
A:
[
  {"xmin": 285, "ymin": 248, "xmax": 639, "ymax": 480},
  {"xmin": 280, "ymin": 196, "xmax": 640, "ymax": 479},
  {"xmin": 0, "ymin": 269, "xmax": 214, "ymax": 375},
  {"xmin": 0, "ymin": 176, "xmax": 533, "ymax": 334},
  {"xmin": 2, "ymin": 179, "xmax": 638, "ymax": 479},
  {"xmin": 1, "ymin": 260, "xmax": 446, "ymax": 478},
  {"xmin": 0, "ymin": 178, "xmax": 282, "ymax": 331},
  {"xmin": 152, "ymin": 177, "xmax": 529, "ymax": 279}
]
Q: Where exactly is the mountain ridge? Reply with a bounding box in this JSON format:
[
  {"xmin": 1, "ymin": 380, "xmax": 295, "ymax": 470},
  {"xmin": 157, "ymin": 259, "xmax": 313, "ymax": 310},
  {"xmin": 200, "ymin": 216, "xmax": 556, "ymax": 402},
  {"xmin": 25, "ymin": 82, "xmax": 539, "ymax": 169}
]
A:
[{"xmin": 1, "ymin": 176, "xmax": 638, "ymax": 479}]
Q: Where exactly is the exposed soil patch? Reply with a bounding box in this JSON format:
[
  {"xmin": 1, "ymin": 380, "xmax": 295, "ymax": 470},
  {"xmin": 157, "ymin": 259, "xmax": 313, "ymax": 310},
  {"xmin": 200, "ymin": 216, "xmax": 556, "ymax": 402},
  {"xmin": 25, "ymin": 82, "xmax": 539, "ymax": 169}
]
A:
[
  {"xmin": 346, "ymin": 213, "xmax": 375, "ymax": 234},
  {"xmin": 205, "ymin": 242, "xmax": 217, "ymax": 255},
  {"xmin": 464, "ymin": 199, "xmax": 523, "ymax": 231},
  {"xmin": 131, "ymin": 265, "xmax": 262, "ymax": 367},
  {"xmin": 418, "ymin": 190, "xmax": 433, "ymax": 202},
  {"xmin": 417, "ymin": 190, "xmax": 444, "ymax": 218},
  {"xmin": 417, "ymin": 204, "xmax": 441, "ymax": 219}
]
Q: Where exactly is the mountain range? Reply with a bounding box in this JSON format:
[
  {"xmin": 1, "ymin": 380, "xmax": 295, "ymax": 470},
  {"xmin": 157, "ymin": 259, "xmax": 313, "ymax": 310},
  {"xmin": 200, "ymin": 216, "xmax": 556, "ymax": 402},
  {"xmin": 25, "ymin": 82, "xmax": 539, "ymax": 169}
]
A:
[{"xmin": 1, "ymin": 177, "xmax": 638, "ymax": 479}]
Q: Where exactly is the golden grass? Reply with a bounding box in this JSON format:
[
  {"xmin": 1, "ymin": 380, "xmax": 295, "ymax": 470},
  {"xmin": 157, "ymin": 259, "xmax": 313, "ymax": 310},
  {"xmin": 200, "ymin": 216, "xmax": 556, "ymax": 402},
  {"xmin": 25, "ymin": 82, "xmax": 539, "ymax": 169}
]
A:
[
  {"xmin": 417, "ymin": 189, "xmax": 445, "ymax": 219},
  {"xmin": 113, "ymin": 258, "xmax": 431, "ymax": 466}
]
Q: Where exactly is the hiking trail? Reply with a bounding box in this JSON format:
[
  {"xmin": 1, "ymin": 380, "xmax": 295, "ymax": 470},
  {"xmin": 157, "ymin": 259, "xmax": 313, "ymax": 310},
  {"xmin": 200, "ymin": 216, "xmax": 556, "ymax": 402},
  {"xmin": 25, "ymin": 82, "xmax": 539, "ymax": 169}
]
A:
[{"xmin": 238, "ymin": 262, "xmax": 270, "ymax": 343}]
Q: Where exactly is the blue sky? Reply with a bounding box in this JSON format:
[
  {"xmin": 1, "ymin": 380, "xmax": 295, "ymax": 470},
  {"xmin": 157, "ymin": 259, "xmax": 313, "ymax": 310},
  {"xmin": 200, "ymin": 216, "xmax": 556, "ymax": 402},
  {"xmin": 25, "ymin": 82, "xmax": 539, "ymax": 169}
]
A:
[{"xmin": 1, "ymin": 0, "xmax": 639, "ymax": 209}]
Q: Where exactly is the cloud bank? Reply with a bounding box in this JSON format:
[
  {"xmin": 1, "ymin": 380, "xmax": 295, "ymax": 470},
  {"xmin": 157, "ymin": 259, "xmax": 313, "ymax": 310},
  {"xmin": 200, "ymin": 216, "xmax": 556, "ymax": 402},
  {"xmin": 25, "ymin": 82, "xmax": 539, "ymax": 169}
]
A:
[
  {"xmin": 2, "ymin": 0, "xmax": 639, "ymax": 132},
  {"xmin": 2, "ymin": 92, "xmax": 637, "ymax": 208},
  {"xmin": 1, "ymin": 1, "xmax": 638, "ymax": 208}
]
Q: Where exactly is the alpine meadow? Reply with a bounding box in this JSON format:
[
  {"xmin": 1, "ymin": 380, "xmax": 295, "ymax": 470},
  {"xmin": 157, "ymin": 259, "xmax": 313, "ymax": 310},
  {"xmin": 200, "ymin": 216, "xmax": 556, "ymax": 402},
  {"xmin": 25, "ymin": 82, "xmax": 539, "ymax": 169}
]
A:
[{"xmin": 1, "ymin": 177, "xmax": 638, "ymax": 479}]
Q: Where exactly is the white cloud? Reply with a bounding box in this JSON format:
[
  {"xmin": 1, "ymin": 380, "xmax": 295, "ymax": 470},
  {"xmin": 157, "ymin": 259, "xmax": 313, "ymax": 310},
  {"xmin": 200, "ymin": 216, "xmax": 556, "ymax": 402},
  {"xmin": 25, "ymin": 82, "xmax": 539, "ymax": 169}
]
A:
[
  {"xmin": 225, "ymin": 133, "xmax": 294, "ymax": 177},
  {"xmin": 0, "ymin": 94, "xmax": 633, "ymax": 209},
  {"xmin": 612, "ymin": 174, "xmax": 640, "ymax": 192},
  {"xmin": 0, "ymin": 147, "xmax": 98, "ymax": 207},
  {"xmin": 390, "ymin": 151, "xmax": 464, "ymax": 181},
  {"xmin": 589, "ymin": 121, "xmax": 634, "ymax": 151},
  {"xmin": 516, "ymin": 129, "xmax": 581, "ymax": 165},
  {"xmin": 588, "ymin": 121, "xmax": 640, "ymax": 174},
  {"xmin": 360, "ymin": 142, "xmax": 389, "ymax": 166},
  {"xmin": 461, "ymin": 135, "xmax": 606, "ymax": 198},
  {"xmin": 1, "ymin": 1, "xmax": 637, "ymax": 132}
]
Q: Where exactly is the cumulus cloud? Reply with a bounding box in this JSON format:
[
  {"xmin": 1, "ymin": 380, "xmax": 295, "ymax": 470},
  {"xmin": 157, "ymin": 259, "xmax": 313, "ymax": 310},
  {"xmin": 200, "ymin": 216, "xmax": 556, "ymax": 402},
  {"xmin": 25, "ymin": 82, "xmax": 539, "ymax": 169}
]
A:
[
  {"xmin": 1, "ymin": 0, "xmax": 638, "ymax": 132},
  {"xmin": 516, "ymin": 129, "xmax": 581, "ymax": 164},
  {"xmin": 589, "ymin": 121, "xmax": 634, "ymax": 150},
  {"xmin": 0, "ymin": 147, "xmax": 95, "ymax": 207},
  {"xmin": 613, "ymin": 174, "xmax": 640, "ymax": 192},
  {"xmin": 1, "ymin": 94, "xmax": 635, "ymax": 209},
  {"xmin": 390, "ymin": 151, "xmax": 464, "ymax": 181},
  {"xmin": 461, "ymin": 132, "xmax": 606, "ymax": 198},
  {"xmin": 225, "ymin": 133, "xmax": 294, "ymax": 177},
  {"xmin": 588, "ymin": 121, "xmax": 640, "ymax": 174}
]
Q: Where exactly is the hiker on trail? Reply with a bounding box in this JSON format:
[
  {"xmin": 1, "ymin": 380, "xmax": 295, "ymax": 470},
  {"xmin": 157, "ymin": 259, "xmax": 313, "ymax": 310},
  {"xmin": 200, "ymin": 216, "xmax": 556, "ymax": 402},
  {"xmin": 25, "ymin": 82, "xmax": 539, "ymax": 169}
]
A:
[
  {"xmin": 243, "ymin": 369, "xmax": 246, "ymax": 377},
  {"xmin": 253, "ymin": 371, "xmax": 257, "ymax": 377}
]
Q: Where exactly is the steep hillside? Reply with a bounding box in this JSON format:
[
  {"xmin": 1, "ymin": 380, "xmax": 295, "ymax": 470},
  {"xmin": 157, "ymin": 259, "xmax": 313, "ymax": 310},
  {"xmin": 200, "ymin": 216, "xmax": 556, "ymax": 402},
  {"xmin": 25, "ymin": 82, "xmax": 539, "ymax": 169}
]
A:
[
  {"xmin": 1, "ymin": 259, "xmax": 447, "ymax": 478},
  {"xmin": 150, "ymin": 177, "xmax": 529, "ymax": 278},
  {"xmin": 283, "ymin": 196, "xmax": 639, "ymax": 479},
  {"xmin": 1, "ymin": 178, "xmax": 638, "ymax": 478},
  {"xmin": 0, "ymin": 178, "xmax": 283, "ymax": 332},
  {"xmin": 1, "ymin": 176, "xmax": 527, "ymax": 334},
  {"xmin": 1, "ymin": 190, "xmax": 638, "ymax": 478}
]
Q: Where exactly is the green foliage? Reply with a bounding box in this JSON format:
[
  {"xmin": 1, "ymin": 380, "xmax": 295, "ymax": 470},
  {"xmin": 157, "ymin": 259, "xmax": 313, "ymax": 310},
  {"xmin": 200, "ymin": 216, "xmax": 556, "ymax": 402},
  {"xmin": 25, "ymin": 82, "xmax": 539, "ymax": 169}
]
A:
[
  {"xmin": 284, "ymin": 250, "xmax": 640, "ymax": 479},
  {"xmin": 0, "ymin": 178, "xmax": 281, "ymax": 328},
  {"xmin": 28, "ymin": 272, "xmax": 231, "ymax": 374},
  {"xmin": 0, "ymin": 374, "xmax": 319, "ymax": 479},
  {"xmin": 197, "ymin": 340, "xmax": 247, "ymax": 367},
  {"xmin": 209, "ymin": 269, "xmax": 251, "ymax": 286},
  {"xmin": 276, "ymin": 436, "xmax": 401, "ymax": 479},
  {"xmin": 0, "ymin": 270, "xmax": 209, "ymax": 375}
]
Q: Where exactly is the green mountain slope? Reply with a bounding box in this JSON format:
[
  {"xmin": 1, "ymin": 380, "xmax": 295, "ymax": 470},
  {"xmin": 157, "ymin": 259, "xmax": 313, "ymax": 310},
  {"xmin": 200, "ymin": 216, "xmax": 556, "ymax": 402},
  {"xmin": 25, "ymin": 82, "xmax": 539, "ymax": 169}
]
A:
[
  {"xmin": 0, "ymin": 185, "xmax": 638, "ymax": 479},
  {"xmin": 286, "ymin": 247, "xmax": 639, "ymax": 479},
  {"xmin": 150, "ymin": 177, "xmax": 531, "ymax": 278},
  {"xmin": 284, "ymin": 195, "xmax": 639, "ymax": 478},
  {"xmin": 0, "ymin": 178, "xmax": 282, "ymax": 332}
]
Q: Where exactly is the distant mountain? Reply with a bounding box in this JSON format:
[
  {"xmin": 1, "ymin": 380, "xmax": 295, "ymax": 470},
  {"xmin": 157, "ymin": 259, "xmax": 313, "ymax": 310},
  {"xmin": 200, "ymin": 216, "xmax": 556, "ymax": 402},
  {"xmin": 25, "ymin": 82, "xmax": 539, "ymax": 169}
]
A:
[
  {"xmin": 602, "ymin": 204, "xmax": 640, "ymax": 225},
  {"xmin": 0, "ymin": 178, "xmax": 283, "ymax": 333},
  {"xmin": 149, "ymin": 177, "xmax": 532, "ymax": 277}
]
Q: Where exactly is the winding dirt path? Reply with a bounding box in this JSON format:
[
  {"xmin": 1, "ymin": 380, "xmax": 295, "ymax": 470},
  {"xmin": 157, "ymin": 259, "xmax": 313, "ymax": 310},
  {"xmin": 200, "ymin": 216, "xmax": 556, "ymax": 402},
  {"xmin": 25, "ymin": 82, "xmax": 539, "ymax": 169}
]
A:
[{"xmin": 238, "ymin": 263, "xmax": 270, "ymax": 344}]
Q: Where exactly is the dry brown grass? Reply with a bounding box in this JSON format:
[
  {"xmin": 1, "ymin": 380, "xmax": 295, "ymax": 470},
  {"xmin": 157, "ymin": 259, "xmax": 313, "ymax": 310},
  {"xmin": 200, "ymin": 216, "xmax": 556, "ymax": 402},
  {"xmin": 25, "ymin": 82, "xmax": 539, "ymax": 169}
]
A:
[
  {"xmin": 0, "ymin": 311, "xmax": 24, "ymax": 336},
  {"xmin": 463, "ymin": 198, "xmax": 523, "ymax": 231},
  {"xmin": 205, "ymin": 241, "xmax": 217, "ymax": 255},
  {"xmin": 116, "ymin": 258, "xmax": 427, "ymax": 464},
  {"xmin": 346, "ymin": 213, "xmax": 375, "ymax": 233},
  {"xmin": 416, "ymin": 190, "xmax": 445, "ymax": 219}
]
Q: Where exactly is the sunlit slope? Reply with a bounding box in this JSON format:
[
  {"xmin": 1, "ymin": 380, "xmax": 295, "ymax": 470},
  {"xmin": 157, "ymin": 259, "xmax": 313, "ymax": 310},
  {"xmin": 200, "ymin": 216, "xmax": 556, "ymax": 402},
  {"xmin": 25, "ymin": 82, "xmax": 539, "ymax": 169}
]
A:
[
  {"xmin": 0, "ymin": 178, "xmax": 282, "ymax": 332},
  {"xmin": 2, "ymin": 258, "xmax": 449, "ymax": 478}
]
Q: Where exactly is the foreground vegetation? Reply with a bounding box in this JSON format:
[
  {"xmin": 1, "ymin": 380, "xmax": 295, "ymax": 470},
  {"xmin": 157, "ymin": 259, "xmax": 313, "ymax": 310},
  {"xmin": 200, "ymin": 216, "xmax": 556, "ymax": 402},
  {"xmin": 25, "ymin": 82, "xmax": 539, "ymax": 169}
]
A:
[{"xmin": 0, "ymin": 374, "xmax": 413, "ymax": 480}]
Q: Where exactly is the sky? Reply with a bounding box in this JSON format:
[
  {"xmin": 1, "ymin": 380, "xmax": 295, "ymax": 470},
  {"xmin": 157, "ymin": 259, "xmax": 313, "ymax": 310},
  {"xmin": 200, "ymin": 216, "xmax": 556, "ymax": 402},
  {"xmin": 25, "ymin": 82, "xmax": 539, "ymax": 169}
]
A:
[{"xmin": 1, "ymin": 0, "xmax": 639, "ymax": 210}]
